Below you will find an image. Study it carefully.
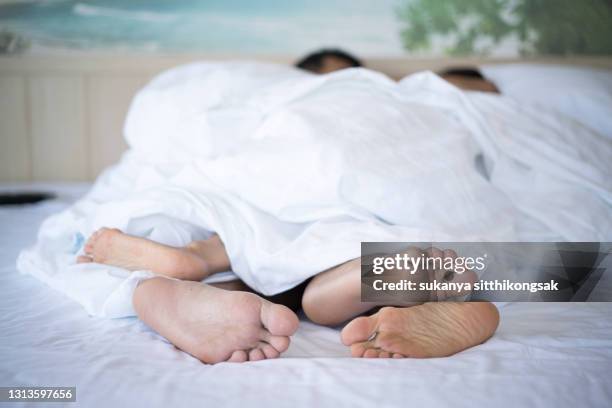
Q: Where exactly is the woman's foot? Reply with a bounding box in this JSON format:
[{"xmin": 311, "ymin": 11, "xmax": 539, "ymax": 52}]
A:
[
  {"xmin": 340, "ymin": 302, "xmax": 499, "ymax": 358},
  {"xmin": 77, "ymin": 228, "xmax": 229, "ymax": 280},
  {"xmin": 134, "ymin": 278, "xmax": 299, "ymax": 364}
]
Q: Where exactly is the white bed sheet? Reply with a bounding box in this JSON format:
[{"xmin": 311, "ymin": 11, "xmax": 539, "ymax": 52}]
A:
[{"xmin": 1, "ymin": 183, "xmax": 611, "ymax": 408}]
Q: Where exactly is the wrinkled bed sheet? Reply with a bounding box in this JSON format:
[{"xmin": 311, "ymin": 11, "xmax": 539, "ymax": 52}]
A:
[{"xmin": 1, "ymin": 183, "xmax": 611, "ymax": 407}]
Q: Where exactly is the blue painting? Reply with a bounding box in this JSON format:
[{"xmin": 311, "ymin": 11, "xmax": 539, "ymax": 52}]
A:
[{"xmin": 0, "ymin": 0, "xmax": 610, "ymax": 56}]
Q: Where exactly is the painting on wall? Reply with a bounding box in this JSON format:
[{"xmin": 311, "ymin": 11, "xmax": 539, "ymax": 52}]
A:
[{"xmin": 0, "ymin": 0, "xmax": 611, "ymax": 56}]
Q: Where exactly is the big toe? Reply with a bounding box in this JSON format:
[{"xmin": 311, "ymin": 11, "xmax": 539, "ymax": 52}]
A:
[
  {"xmin": 341, "ymin": 314, "xmax": 378, "ymax": 346},
  {"xmin": 84, "ymin": 234, "xmax": 98, "ymax": 254},
  {"xmin": 76, "ymin": 255, "xmax": 93, "ymax": 264},
  {"xmin": 349, "ymin": 342, "xmax": 368, "ymax": 357},
  {"xmin": 260, "ymin": 302, "xmax": 299, "ymax": 337}
]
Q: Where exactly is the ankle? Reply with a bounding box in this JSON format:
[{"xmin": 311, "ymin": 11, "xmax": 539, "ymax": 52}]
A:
[{"xmin": 186, "ymin": 235, "xmax": 230, "ymax": 274}]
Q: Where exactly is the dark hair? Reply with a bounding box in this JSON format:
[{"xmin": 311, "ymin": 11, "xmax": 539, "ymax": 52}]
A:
[
  {"xmin": 295, "ymin": 48, "xmax": 362, "ymax": 72},
  {"xmin": 438, "ymin": 67, "xmax": 484, "ymax": 79}
]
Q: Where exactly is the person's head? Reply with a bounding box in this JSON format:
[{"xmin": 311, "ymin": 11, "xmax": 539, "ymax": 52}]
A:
[
  {"xmin": 295, "ymin": 49, "xmax": 362, "ymax": 74},
  {"xmin": 438, "ymin": 67, "xmax": 499, "ymax": 93}
]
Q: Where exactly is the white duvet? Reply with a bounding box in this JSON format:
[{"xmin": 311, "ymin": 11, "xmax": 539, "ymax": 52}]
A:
[{"xmin": 18, "ymin": 61, "xmax": 612, "ymax": 317}]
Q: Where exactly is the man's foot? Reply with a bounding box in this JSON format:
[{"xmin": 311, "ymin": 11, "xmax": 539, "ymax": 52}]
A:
[
  {"xmin": 340, "ymin": 302, "xmax": 499, "ymax": 358},
  {"xmin": 77, "ymin": 228, "xmax": 226, "ymax": 280},
  {"xmin": 134, "ymin": 278, "xmax": 299, "ymax": 364},
  {"xmin": 303, "ymin": 247, "xmax": 477, "ymax": 327}
]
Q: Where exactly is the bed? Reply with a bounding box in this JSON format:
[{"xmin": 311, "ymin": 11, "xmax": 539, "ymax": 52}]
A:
[{"xmin": 1, "ymin": 182, "xmax": 611, "ymax": 407}]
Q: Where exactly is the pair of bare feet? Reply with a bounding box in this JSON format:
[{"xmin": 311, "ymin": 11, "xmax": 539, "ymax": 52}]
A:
[{"xmin": 77, "ymin": 228, "xmax": 500, "ymax": 364}]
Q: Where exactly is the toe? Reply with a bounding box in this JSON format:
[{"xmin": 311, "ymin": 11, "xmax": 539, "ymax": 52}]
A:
[
  {"xmin": 456, "ymin": 269, "xmax": 477, "ymax": 286},
  {"xmin": 371, "ymin": 330, "xmax": 420, "ymax": 358},
  {"xmin": 259, "ymin": 343, "xmax": 280, "ymax": 359},
  {"xmin": 349, "ymin": 342, "xmax": 367, "ymax": 357},
  {"xmin": 260, "ymin": 302, "xmax": 299, "ymax": 337},
  {"xmin": 427, "ymin": 247, "xmax": 445, "ymax": 259},
  {"xmin": 379, "ymin": 351, "xmax": 392, "ymax": 358},
  {"xmin": 248, "ymin": 348, "xmax": 265, "ymax": 362},
  {"xmin": 84, "ymin": 228, "xmax": 107, "ymax": 253},
  {"xmin": 439, "ymin": 269, "xmax": 477, "ymax": 300},
  {"xmin": 89, "ymin": 228, "xmax": 124, "ymax": 262},
  {"xmin": 84, "ymin": 237, "xmax": 95, "ymax": 254},
  {"xmin": 443, "ymin": 249, "xmax": 458, "ymax": 259},
  {"xmin": 373, "ymin": 331, "xmax": 411, "ymax": 356},
  {"xmin": 76, "ymin": 255, "xmax": 93, "ymax": 264},
  {"xmin": 363, "ymin": 348, "xmax": 379, "ymax": 358},
  {"xmin": 341, "ymin": 315, "xmax": 378, "ymax": 346},
  {"xmin": 227, "ymin": 350, "xmax": 248, "ymax": 363},
  {"xmin": 392, "ymin": 353, "xmax": 405, "ymax": 359}
]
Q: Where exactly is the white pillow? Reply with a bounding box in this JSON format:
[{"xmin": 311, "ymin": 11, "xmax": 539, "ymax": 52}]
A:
[{"xmin": 480, "ymin": 63, "xmax": 612, "ymax": 138}]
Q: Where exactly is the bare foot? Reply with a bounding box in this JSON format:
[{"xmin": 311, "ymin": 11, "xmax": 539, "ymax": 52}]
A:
[
  {"xmin": 77, "ymin": 228, "xmax": 228, "ymax": 280},
  {"xmin": 134, "ymin": 278, "xmax": 299, "ymax": 364},
  {"xmin": 303, "ymin": 247, "xmax": 477, "ymax": 326},
  {"xmin": 340, "ymin": 302, "xmax": 499, "ymax": 358}
]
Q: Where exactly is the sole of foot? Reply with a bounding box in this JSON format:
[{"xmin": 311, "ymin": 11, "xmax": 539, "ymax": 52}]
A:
[
  {"xmin": 134, "ymin": 277, "xmax": 300, "ymax": 364},
  {"xmin": 340, "ymin": 302, "xmax": 499, "ymax": 358}
]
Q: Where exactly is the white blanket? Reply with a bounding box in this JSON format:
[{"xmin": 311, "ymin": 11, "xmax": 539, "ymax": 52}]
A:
[{"xmin": 18, "ymin": 62, "xmax": 612, "ymax": 317}]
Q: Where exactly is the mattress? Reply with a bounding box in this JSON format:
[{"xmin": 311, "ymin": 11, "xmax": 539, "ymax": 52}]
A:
[{"xmin": 1, "ymin": 183, "xmax": 611, "ymax": 408}]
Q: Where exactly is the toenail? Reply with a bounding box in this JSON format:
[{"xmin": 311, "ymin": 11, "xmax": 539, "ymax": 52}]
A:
[{"xmin": 367, "ymin": 331, "xmax": 378, "ymax": 342}]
